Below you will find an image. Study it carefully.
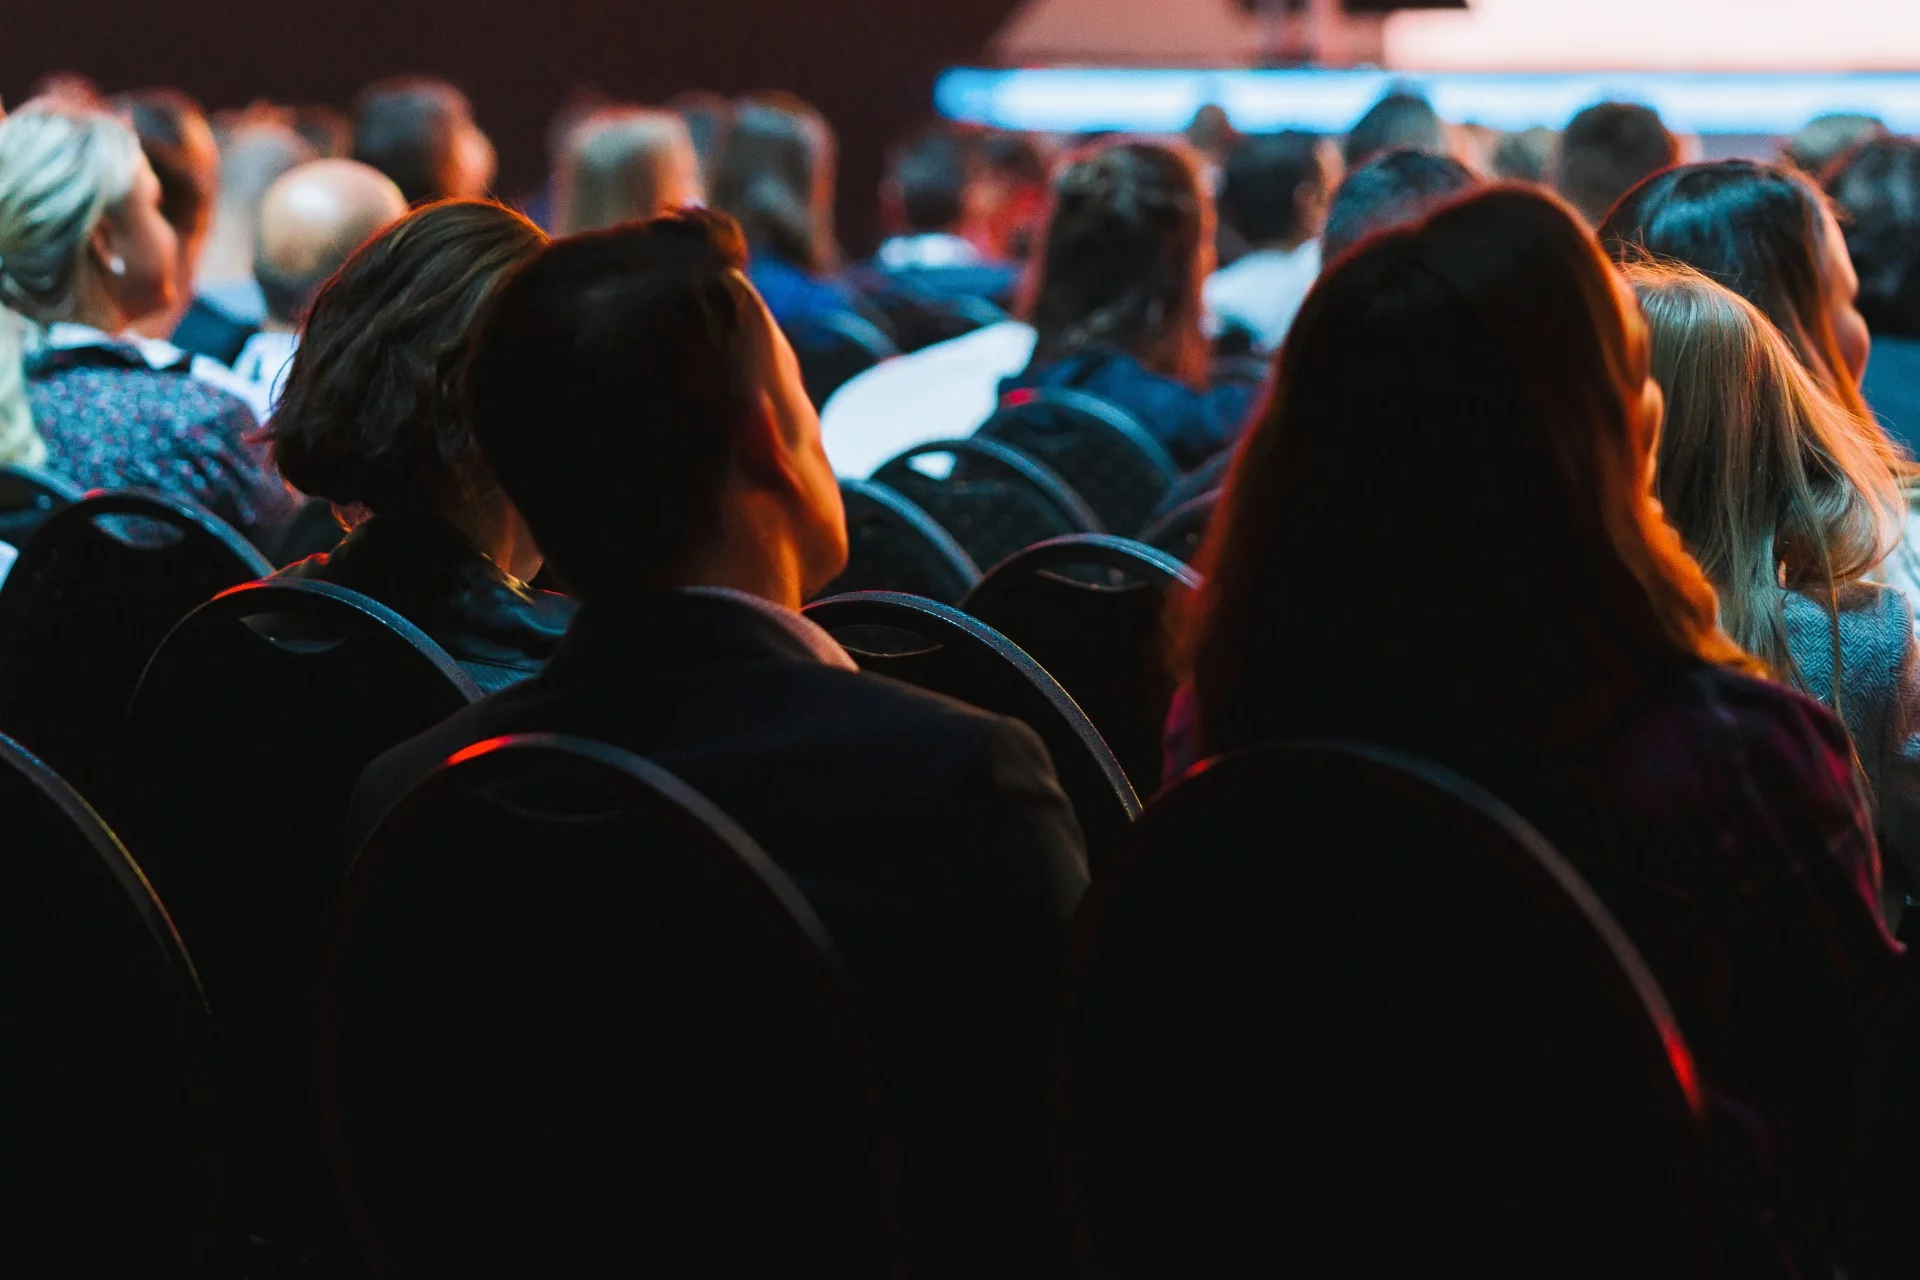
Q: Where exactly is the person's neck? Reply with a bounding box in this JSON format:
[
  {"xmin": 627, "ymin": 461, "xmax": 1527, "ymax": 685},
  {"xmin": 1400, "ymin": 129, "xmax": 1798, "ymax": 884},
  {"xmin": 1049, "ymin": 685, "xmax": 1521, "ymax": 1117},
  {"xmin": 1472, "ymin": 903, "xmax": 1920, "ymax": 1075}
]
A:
[
  {"xmin": 70, "ymin": 273, "xmax": 130, "ymax": 338},
  {"xmin": 1248, "ymin": 231, "xmax": 1314, "ymax": 256},
  {"xmin": 433, "ymin": 498, "xmax": 544, "ymax": 584},
  {"xmin": 666, "ymin": 525, "xmax": 808, "ymax": 613}
]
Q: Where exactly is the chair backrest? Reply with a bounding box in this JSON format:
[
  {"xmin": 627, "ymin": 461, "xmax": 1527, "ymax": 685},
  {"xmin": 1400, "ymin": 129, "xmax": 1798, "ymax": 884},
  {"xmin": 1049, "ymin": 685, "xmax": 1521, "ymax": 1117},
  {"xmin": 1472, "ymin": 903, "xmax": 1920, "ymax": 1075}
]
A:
[
  {"xmin": 0, "ymin": 461, "xmax": 84, "ymax": 550},
  {"xmin": 977, "ymin": 388, "xmax": 1181, "ymax": 536},
  {"xmin": 123, "ymin": 578, "xmax": 481, "ymax": 1243},
  {"xmin": 316, "ymin": 733, "xmax": 906, "ymax": 1279},
  {"xmin": 872, "ymin": 437, "xmax": 1102, "ymax": 575},
  {"xmin": 1136, "ymin": 488, "xmax": 1218, "ymax": 564},
  {"xmin": 866, "ymin": 286, "xmax": 1004, "ymax": 353},
  {"xmin": 1145, "ymin": 444, "xmax": 1233, "ymax": 526},
  {"xmin": 790, "ymin": 309, "xmax": 901, "ymax": 408},
  {"xmin": 821, "ymin": 478, "xmax": 982, "ymax": 605},
  {"xmin": 964, "ymin": 534, "xmax": 1199, "ymax": 796},
  {"xmin": 0, "ymin": 730, "xmax": 221, "ymax": 1275},
  {"xmin": 804, "ymin": 590, "xmax": 1139, "ymax": 863},
  {"xmin": 1062, "ymin": 742, "xmax": 1711, "ymax": 1279},
  {"xmin": 0, "ymin": 489, "xmax": 273, "ymax": 805}
]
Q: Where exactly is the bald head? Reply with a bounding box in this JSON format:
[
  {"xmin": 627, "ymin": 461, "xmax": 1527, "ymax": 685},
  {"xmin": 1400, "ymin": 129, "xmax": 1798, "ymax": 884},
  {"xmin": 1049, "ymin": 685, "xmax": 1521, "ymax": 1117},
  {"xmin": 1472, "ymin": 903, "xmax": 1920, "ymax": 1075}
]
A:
[{"xmin": 254, "ymin": 159, "xmax": 407, "ymax": 327}]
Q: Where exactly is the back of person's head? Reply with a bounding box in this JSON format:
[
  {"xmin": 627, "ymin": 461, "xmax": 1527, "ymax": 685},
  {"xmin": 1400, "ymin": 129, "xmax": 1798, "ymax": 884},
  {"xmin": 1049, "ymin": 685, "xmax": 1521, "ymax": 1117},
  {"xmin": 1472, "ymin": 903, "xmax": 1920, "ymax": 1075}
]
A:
[
  {"xmin": 1553, "ymin": 102, "xmax": 1679, "ymax": 227},
  {"xmin": 114, "ymin": 88, "xmax": 219, "ymax": 258},
  {"xmin": 352, "ymin": 77, "xmax": 493, "ymax": 205},
  {"xmin": 667, "ymin": 90, "xmax": 733, "ymax": 190},
  {"xmin": 710, "ymin": 94, "xmax": 837, "ymax": 274},
  {"xmin": 214, "ymin": 115, "xmax": 315, "ymax": 219},
  {"xmin": 1181, "ymin": 186, "xmax": 1750, "ymax": 758},
  {"xmin": 1786, "ymin": 112, "xmax": 1888, "ymax": 179},
  {"xmin": 267, "ymin": 200, "xmax": 545, "ymax": 518},
  {"xmin": 1321, "ymin": 147, "xmax": 1477, "ymax": 264},
  {"xmin": 1343, "ymin": 91, "xmax": 1445, "ymax": 169},
  {"xmin": 252, "ymin": 159, "xmax": 408, "ymax": 325},
  {"xmin": 1218, "ymin": 130, "xmax": 1327, "ymax": 250},
  {"xmin": 1628, "ymin": 261, "xmax": 1902, "ymax": 688},
  {"xmin": 1600, "ymin": 160, "xmax": 1876, "ymax": 423},
  {"xmin": 553, "ymin": 107, "xmax": 703, "ymax": 237},
  {"xmin": 887, "ymin": 126, "xmax": 973, "ymax": 235},
  {"xmin": 1492, "ymin": 126, "xmax": 1556, "ymax": 183},
  {"xmin": 1827, "ymin": 136, "xmax": 1920, "ymax": 337},
  {"xmin": 1026, "ymin": 141, "xmax": 1212, "ymax": 381},
  {"xmin": 0, "ymin": 98, "xmax": 150, "ymax": 465},
  {"xmin": 463, "ymin": 208, "xmax": 846, "ymax": 600}
]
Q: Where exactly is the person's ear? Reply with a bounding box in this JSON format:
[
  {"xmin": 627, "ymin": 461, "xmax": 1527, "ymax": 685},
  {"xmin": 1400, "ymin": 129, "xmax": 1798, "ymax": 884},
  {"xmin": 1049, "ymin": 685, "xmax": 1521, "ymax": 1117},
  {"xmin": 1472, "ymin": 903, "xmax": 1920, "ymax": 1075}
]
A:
[{"xmin": 1629, "ymin": 375, "xmax": 1665, "ymax": 490}]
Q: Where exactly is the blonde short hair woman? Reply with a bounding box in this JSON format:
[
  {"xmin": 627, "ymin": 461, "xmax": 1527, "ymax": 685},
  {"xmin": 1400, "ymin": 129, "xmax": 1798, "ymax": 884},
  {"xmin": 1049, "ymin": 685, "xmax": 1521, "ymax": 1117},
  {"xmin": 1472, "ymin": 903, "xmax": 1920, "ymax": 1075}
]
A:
[
  {"xmin": 1629, "ymin": 259, "xmax": 1920, "ymax": 905},
  {"xmin": 552, "ymin": 107, "xmax": 703, "ymax": 237}
]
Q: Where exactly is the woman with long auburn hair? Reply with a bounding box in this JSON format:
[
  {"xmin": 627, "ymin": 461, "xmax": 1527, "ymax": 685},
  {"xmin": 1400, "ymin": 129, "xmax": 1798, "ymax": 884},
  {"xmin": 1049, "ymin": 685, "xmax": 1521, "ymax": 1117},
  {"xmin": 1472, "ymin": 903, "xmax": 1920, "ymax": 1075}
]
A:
[
  {"xmin": 1626, "ymin": 260, "xmax": 1920, "ymax": 909},
  {"xmin": 1173, "ymin": 186, "xmax": 1892, "ymax": 1272}
]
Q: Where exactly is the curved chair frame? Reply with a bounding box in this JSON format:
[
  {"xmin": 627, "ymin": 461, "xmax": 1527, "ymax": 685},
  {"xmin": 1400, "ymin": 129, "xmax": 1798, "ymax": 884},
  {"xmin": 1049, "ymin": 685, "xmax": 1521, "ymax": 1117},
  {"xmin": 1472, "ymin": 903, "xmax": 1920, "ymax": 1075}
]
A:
[
  {"xmin": 1136, "ymin": 491, "xmax": 1219, "ymax": 564},
  {"xmin": 316, "ymin": 732, "xmax": 910, "ymax": 1279},
  {"xmin": 874, "ymin": 437, "xmax": 1105, "ymax": 536},
  {"xmin": 827, "ymin": 478, "xmax": 983, "ymax": 603},
  {"xmin": 965, "ymin": 533, "xmax": 1200, "ymax": 611},
  {"xmin": 979, "ymin": 389, "xmax": 1183, "ymax": 535}
]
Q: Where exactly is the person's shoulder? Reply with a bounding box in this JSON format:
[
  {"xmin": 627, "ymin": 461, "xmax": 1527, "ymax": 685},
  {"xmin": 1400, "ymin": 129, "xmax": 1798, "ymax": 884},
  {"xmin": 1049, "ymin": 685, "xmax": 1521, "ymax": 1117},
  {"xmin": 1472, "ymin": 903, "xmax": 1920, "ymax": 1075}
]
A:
[{"xmin": 1640, "ymin": 661, "xmax": 1855, "ymax": 764}]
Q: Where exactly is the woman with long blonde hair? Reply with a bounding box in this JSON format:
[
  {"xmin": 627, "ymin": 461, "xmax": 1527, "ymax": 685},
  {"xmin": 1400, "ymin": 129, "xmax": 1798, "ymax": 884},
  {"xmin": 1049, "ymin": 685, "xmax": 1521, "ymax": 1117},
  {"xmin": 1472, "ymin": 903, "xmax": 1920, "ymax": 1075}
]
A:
[{"xmin": 1629, "ymin": 259, "xmax": 1920, "ymax": 906}]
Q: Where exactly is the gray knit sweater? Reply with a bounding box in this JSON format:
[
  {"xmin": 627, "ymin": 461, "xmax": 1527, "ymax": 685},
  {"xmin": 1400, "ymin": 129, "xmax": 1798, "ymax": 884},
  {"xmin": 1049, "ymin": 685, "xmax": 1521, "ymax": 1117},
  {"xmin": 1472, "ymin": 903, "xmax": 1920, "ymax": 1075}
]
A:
[{"xmin": 1782, "ymin": 581, "xmax": 1920, "ymax": 893}]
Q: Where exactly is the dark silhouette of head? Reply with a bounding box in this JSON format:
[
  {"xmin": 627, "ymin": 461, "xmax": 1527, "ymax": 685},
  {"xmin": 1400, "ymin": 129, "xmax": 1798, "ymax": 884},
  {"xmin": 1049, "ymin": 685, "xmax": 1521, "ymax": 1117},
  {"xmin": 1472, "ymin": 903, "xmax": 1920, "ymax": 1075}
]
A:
[
  {"xmin": 1600, "ymin": 160, "xmax": 1875, "ymax": 423},
  {"xmin": 1554, "ymin": 102, "xmax": 1679, "ymax": 227},
  {"xmin": 1827, "ymin": 136, "xmax": 1920, "ymax": 338},
  {"xmin": 1219, "ymin": 130, "xmax": 1329, "ymax": 251},
  {"xmin": 113, "ymin": 88, "xmax": 218, "ymax": 258},
  {"xmin": 352, "ymin": 77, "xmax": 494, "ymax": 206},
  {"xmin": 1343, "ymin": 91, "xmax": 1446, "ymax": 169},
  {"xmin": 1025, "ymin": 140, "xmax": 1213, "ymax": 384},
  {"xmin": 1180, "ymin": 186, "xmax": 1751, "ymax": 761},
  {"xmin": 1785, "ymin": 112, "xmax": 1887, "ymax": 179},
  {"xmin": 710, "ymin": 94, "xmax": 838, "ymax": 275},
  {"xmin": 269, "ymin": 200, "xmax": 544, "ymax": 518},
  {"xmin": 887, "ymin": 126, "xmax": 974, "ymax": 235},
  {"xmin": 1321, "ymin": 147, "xmax": 1477, "ymax": 264}
]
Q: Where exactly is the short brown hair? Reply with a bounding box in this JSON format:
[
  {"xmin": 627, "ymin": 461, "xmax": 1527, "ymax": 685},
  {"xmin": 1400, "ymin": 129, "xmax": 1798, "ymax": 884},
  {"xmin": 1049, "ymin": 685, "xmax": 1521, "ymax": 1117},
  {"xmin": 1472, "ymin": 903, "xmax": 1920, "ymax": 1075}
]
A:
[{"xmin": 267, "ymin": 199, "xmax": 545, "ymax": 515}]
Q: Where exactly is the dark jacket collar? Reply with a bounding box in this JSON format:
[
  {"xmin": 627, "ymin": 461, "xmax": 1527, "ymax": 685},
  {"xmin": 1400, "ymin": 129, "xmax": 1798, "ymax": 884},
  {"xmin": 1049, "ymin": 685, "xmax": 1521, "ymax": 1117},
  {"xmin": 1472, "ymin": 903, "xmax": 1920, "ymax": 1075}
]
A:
[{"xmin": 545, "ymin": 589, "xmax": 836, "ymax": 686}]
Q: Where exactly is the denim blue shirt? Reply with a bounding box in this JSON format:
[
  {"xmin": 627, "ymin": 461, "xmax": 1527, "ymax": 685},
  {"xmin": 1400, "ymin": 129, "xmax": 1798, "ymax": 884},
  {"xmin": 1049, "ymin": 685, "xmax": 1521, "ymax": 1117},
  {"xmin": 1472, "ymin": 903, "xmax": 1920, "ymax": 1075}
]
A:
[{"xmin": 999, "ymin": 344, "xmax": 1256, "ymax": 470}]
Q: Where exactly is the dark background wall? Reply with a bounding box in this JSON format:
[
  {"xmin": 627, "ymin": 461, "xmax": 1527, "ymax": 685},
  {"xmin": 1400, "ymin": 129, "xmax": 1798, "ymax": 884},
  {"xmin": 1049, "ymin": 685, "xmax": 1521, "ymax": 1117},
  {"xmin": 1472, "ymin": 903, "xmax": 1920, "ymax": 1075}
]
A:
[{"xmin": 0, "ymin": 0, "xmax": 1024, "ymax": 251}]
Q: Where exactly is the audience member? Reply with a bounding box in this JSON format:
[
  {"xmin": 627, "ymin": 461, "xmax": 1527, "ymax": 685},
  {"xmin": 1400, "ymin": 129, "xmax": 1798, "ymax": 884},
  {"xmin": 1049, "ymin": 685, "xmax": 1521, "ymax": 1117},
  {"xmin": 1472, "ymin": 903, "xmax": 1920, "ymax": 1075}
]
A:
[
  {"xmin": 1172, "ymin": 185, "xmax": 1893, "ymax": 1270},
  {"xmin": 352, "ymin": 76, "xmax": 495, "ymax": 206},
  {"xmin": 1001, "ymin": 141, "xmax": 1253, "ymax": 469},
  {"xmin": 667, "ymin": 89, "xmax": 732, "ymax": 191},
  {"xmin": 1786, "ymin": 111, "xmax": 1888, "ymax": 179},
  {"xmin": 976, "ymin": 131, "xmax": 1049, "ymax": 262},
  {"xmin": 0, "ymin": 98, "xmax": 293, "ymax": 543},
  {"xmin": 268, "ymin": 200, "xmax": 571, "ymax": 691},
  {"xmin": 1553, "ymin": 101, "xmax": 1679, "ymax": 227},
  {"xmin": 235, "ymin": 159, "xmax": 407, "ymax": 411},
  {"xmin": 1491, "ymin": 125, "xmax": 1556, "ymax": 183},
  {"xmin": 863, "ymin": 125, "xmax": 1019, "ymax": 308},
  {"xmin": 1629, "ymin": 260, "xmax": 1920, "ymax": 913},
  {"xmin": 193, "ymin": 114, "xmax": 314, "ymax": 328},
  {"xmin": 1342, "ymin": 90, "xmax": 1446, "ymax": 169},
  {"xmin": 551, "ymin": 106, "xmax": 703, "ymax": 236},
  {"xmin": 114, "ymin": 89, "xmax": 220, "ymax": 344},
  {"xmin": 288, "ymin": 104, "xmax": 351, "ymax": 160},
  {"xmin": 1204, "ymin": 130, "xmax": 1336, "ymax": 353},
  {"xmin": 1828, "ymin": 136, "xmax": 1920, "ymax": 455},
  {"xmin": 1320, "ymin": 146, "xmax": 1478, "ymax": 265},
  {"xmin": 711, "ymin": 94, "xmax": 869, "ymax": 333},
  {"xmin": 349, "ymin": 209, "xmax": 1088, "ymax": 1277}
]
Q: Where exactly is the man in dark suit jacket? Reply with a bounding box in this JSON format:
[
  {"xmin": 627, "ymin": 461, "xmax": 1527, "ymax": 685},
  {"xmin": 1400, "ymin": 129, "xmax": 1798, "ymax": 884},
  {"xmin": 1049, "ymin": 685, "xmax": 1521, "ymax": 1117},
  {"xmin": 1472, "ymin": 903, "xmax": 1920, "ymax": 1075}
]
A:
[{"xmin": 350, "ymin": 209, "xmax": 1089, "ymax": 1277}]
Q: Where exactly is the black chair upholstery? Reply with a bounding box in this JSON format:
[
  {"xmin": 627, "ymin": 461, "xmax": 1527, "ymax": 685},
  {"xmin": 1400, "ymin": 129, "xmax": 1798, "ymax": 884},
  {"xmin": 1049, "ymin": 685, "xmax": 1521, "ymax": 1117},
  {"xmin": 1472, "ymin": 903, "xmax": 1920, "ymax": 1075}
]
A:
[
  {"xmin": 789, "ymin": 310, "xmax": 901, "ymax": 408},
  {"xmin": 317, "ymin": 733, "xmax": 906, "ymax": 1278},
  {"xmin": 1137, "ymin": 489, "xmax": 1218, "ymax": 564},
  {"xmin": 0, "ymin": 489, "xmax": 272, "ymax": 805},
  {"xmin": 804, "ymin": 590, "xmax": 1138, "ymax": 863},
  {"xmin": 872, "ymin": 437, "xmax": 1102, "ymax": 575},
  {"xmin": 977, "ymin": 388, "xmax": 1181, "ymax": 536},
  {"xmin": 821, "ymin": 478, "xmax": 982, "ymax": 605},
  {"xmin": 0, "ymin": 461, "xmax": 83, "ymax": 550},
  {"xmin": 964, "ymin": 535, "xmax": 1199, "ymax": 796},
  {"xmin": 1143, "ymin": 445, "xmax": 1233, "ymax": 526},
  {"xmin": 1062, "ymin": 742, "xmax": 1711, "ymax": 1278},
  {"xmin": 0, "ymin": 730, "xmax": 220, "ymax": 1276},
  {"xmin": 123, "ymin": 578, "xmax": 481, "ymax": 1246},
  {"xmin": 866, "ymin": 287, "xmax": 1004, "ymax": 353}
]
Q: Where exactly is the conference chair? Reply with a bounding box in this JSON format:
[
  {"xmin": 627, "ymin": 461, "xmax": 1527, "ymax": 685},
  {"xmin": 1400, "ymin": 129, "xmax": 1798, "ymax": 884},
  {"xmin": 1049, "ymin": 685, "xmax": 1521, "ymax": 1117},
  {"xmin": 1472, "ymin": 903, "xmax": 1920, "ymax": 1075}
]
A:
[
  {"xmin": 977, "ymin": 388, "xmax": 1181, "ymax": 536},
  {"xmin": 1137, "ymin": 489, "xmax": 1218, "ymax": 564},
  {"xmin": 821, "ymin": 478, "xmax": 981, "ymax": 605},
  {"xmin": 789, "ymin": 310, "xmax": 901, "ymax": 409},
  {"xmin": 872, "ymin": 437, "xmax": 1101, "ymax": 575},
  {"xmin": 316, "ymin": 734, "xmax": 906, "ymax": 1278},
  {"xmin": 0, "ymin": 461, "xmax": 83, "ymax": 551}
]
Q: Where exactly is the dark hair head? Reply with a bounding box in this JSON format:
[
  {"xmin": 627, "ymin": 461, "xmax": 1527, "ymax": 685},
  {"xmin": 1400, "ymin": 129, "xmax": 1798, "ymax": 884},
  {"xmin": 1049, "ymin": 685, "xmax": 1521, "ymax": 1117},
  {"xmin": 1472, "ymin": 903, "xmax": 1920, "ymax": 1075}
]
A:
[
  {"xmin": 268, "ymin": 200, "xmax": 545, "ymax": 516},
  {"xmin": 114, "ymin": 88, "xmax": 218, "ymax": 244},
  {"xmin": 463, "ymin": 209, "xmax": 763, "ymax": 598},
  {"xmin": 1599, "ymin": 160, "xmax": 1869, "ymax": 418},
  {"xmin": 710, "ymin": 95, "xmax": 836, "ymax": 274},
  {"xmin": 889, "ymin": 126, "xmax": 972, "ymax": 233},
  {"xmin": 1491, "ymin": 127, "xmax": 1556, "ymax": 183},
  {"xmin": 1025, "ymin": 141, "xmax": 1210, "ymax": 376},
  {"xmin": 1828, "ymin": 136, "xmax": 1920, "ymax": 337},
  {"xmin": 352, "ymin": 77, "xmax": 476, "ymax": 205},
  {"xmin": 1181, "ymin": 186, "xmax": 1750, "ymax": 759},
  {"xmin": 667, "ymin": 90, "xmax": 734, "ymax": 187},
  {"xmin": 1322, "ymin": 147, "xmax": 1477, "ymax": 264},
  {"xmin": 1786, "ymin": 112, "xmax": 1887, "ymax": 178},
  {"xmin": 1553, "ymin": 102, "xmax": 1679, "ymax": 226},
  {"xmin": 1219, "ymin": 130, "xmax": 1323, "ymax": 247},
  {"xmin": 1343, "ymin": 91, "xmax": 1445, "ymax": 168}
]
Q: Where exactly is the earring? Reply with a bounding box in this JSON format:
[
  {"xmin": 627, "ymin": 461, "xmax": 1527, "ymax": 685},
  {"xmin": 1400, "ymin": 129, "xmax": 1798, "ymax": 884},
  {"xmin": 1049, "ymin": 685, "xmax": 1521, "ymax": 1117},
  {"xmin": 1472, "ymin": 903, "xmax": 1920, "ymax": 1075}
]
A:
[{"xmin": 107, "ymin": 255, "xmax": 126, "ymax": 277}]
